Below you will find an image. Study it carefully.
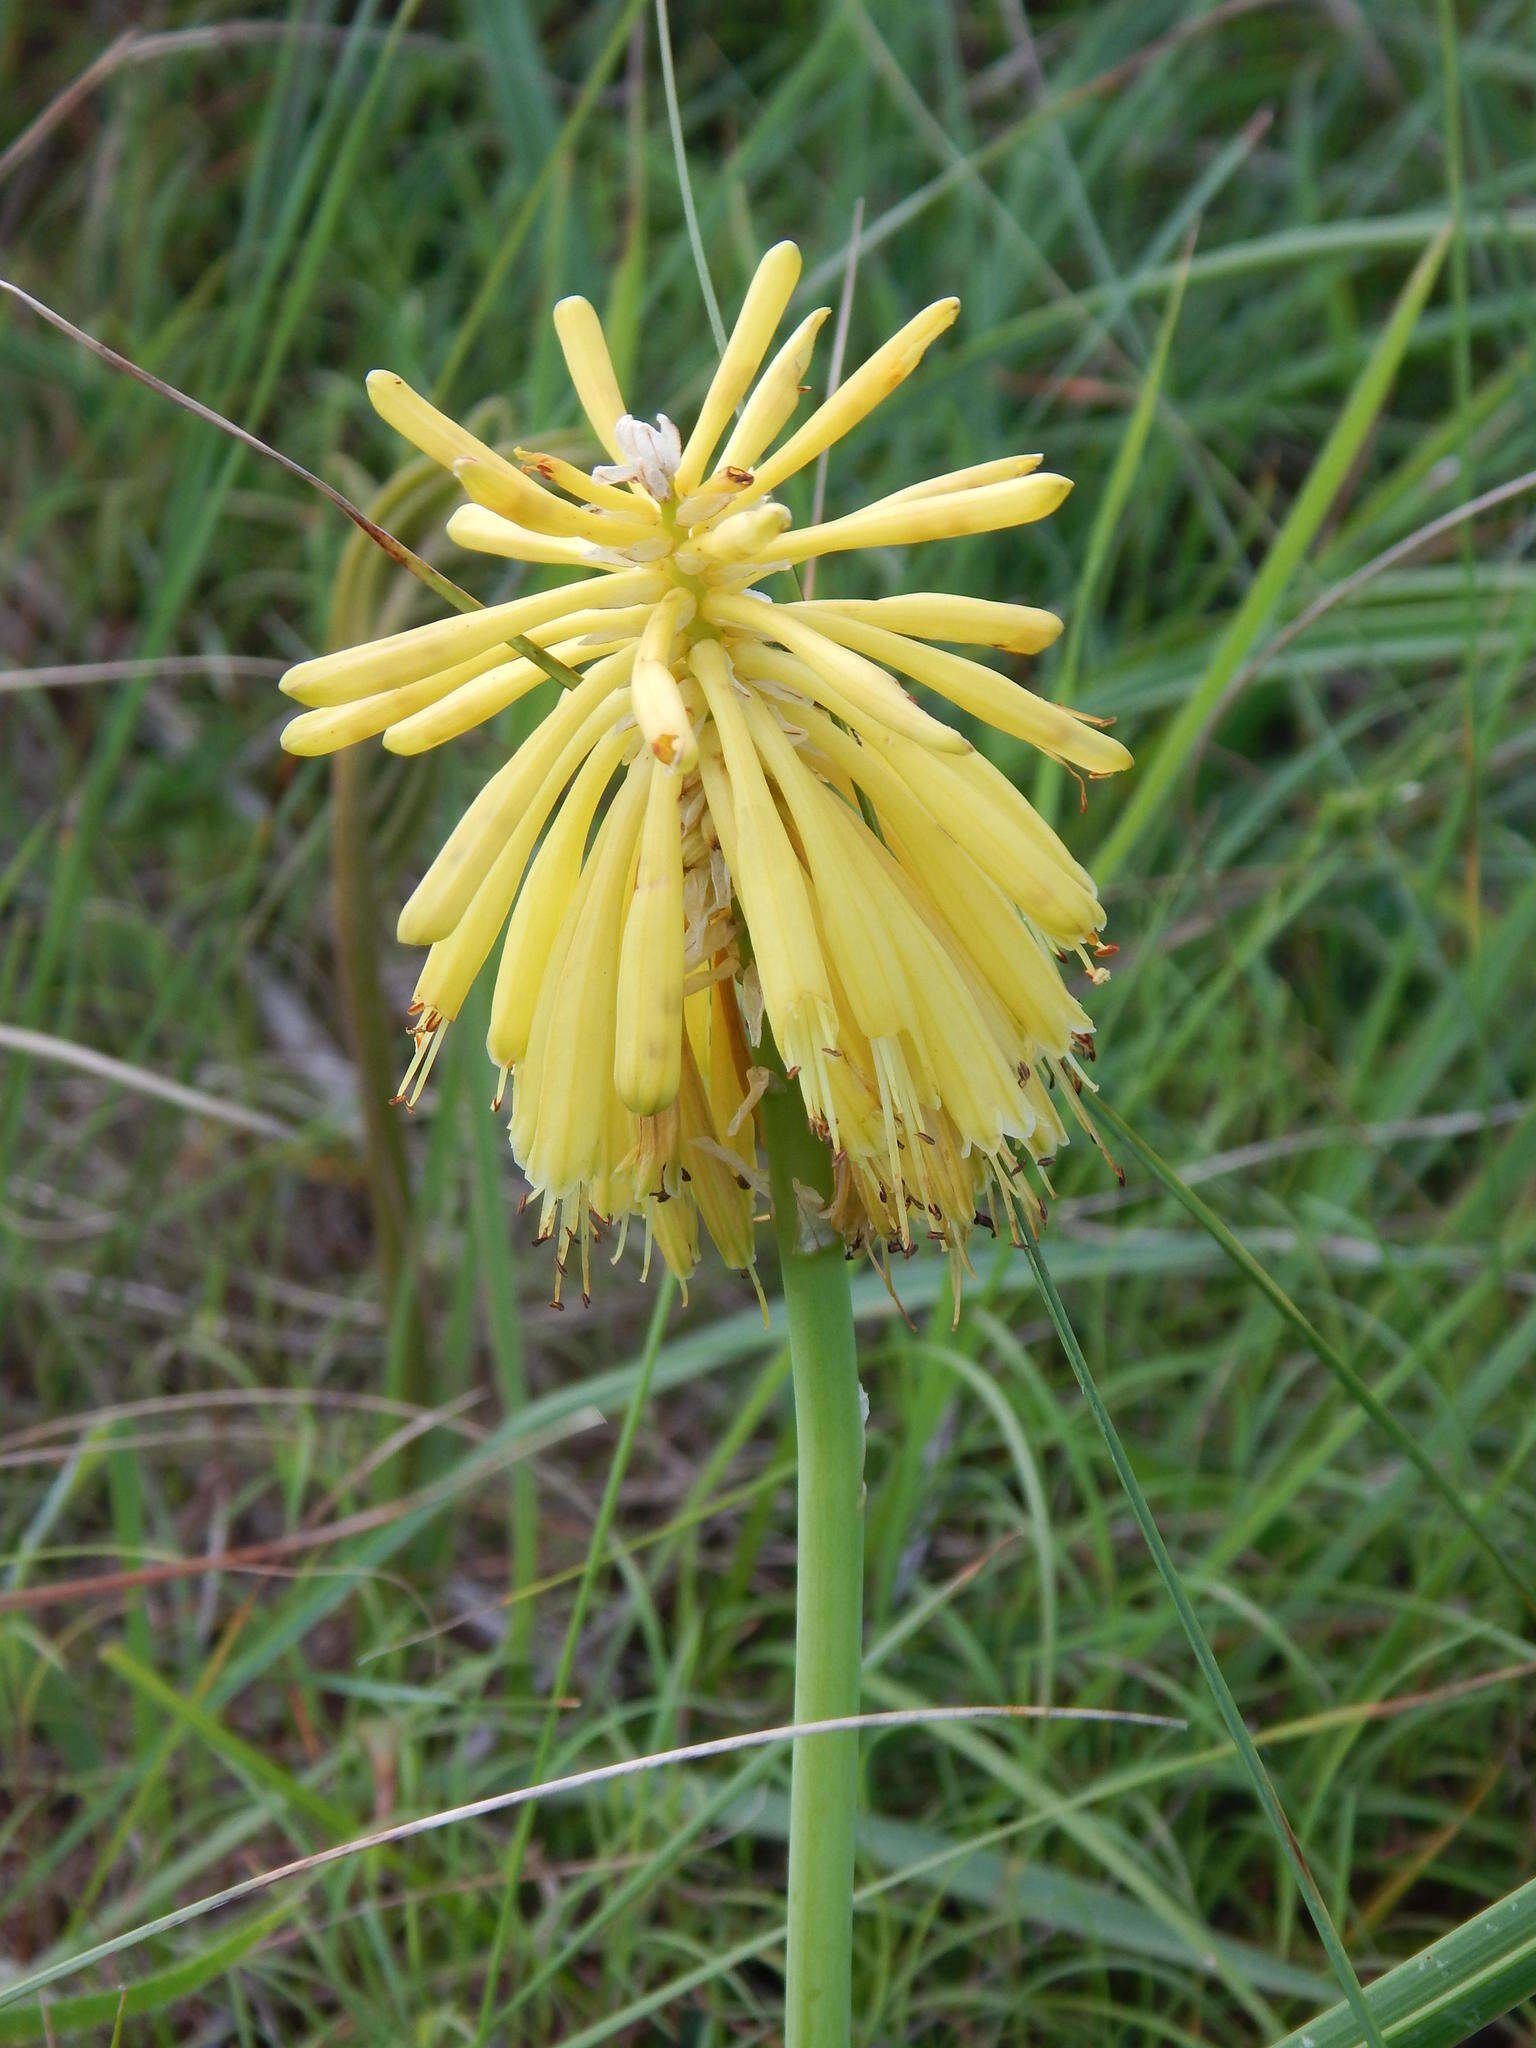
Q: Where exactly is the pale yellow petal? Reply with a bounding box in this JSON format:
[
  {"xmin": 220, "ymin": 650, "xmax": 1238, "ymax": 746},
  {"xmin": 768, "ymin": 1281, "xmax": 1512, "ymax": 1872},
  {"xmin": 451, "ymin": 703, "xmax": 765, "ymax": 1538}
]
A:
[
  {"xmin": 521, "ymin": 761, "xmax": 650, "ymax": 1197},
  {"xmin": 717, "ymin": 307, "xmax": 830, "ymax": 477},
  {"xmin": 788, "ymin": 610, "xmax": 1131, "ymax": 774},
  {"xmin": 636, "ymin": 587, "xmax": 693, "ymax": 668},
  {"xmin": 880, "ymin": 809, "xmax": 1091, "ymax": 1051},
  {"xmin": 552, "ymin": 295, "xmax": 630, "ymax": 464},
  {"xmin": 631, "ymin": 656, "xmax": 699, "ymax": 770},
  {"xmin": 707, "ymin": 592, "xmax": 970, "ymax": 754},
  {"xmin": 488, "ymin": 732, "xmax": 634, "ymax": 1075},
  {"xmin": 453, "ymin": 456, "xmax": 657, "ymax": 542},
  {"xmin": 397, "ymin": 667, "xmax": 628, "ymax": 945},
  {"xmin": 365, "ymin": 370, "xmax": 512, "ymax": 476},
  {"xmin": 799, "ymin": 592, "xmax": 1062, "ymax": 656},
  {"xmin": 791, "ymin": 698, "xmax": 1100, "ymax": 945},
  {"xmin": 445, "ymin": 503, "xmax": 605, "ymax": 568},
  {"xmin": 280, "ymin": 571, "xmax": 644, "ymax": 706},
  {"xmin": 614, "ymin": 764, "xmax": 685, "ymax": 1114},
  {"xmin": 769, "ymin": 472, "xmax": 1072, "ymax": 565},
  {"xmin": 883, "ymin": 738, "xmax": 1104, "ymax": 941},
  {"xmin": 697, "ymin": 504, "xmax": 793, "ymax": 561},
  {"xmin": 417, "ymin": 724, "xmax": 629, "ymax": 1027},
  {"xmin": 515, "ymin": 446, "xmax": 660, "ymax": 518},
  {"xmin": 677, "ymin": 1040, "xmax": 757, "ymax": 1271},
  {"xmin": 280, "ymin": 643, "xmax": 513, "ymax": 756},
  {"xmin": 879, "ymin": 453, "xmax": 1043, "ymax": 503},
  {"xmin": 734, "ymin": 297, "xmax": 959, "ymax": 506},
  {"xmin": 741, "ymin": 696, "xmax": 915, "ymax": 1047},
  {"xmin": 384, "ymin": 640, "xmax": 636, "ymax": 757},
  {"xmin": 689, "ymin": 642, "xmax": 838, "ymax": 1107},
  {"xmin": 674, "ymin": 240, "xmax": 802, "ymax": 496}
]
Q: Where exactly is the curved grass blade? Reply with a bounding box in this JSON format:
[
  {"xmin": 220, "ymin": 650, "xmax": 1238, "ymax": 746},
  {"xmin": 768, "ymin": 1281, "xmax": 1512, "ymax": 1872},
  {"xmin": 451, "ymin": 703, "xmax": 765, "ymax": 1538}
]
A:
[
  {"xmin": 1091, "ymin": 1093, "xmax": 1536, "ymax": 1619},
  {"xmin": 1268, "ymin": 1872, "xmax": 1536, "ymax": 2048},
  {"xmin": 0, "ymin": 1704, "xmax": 1174, "ymax": 2020},
  {"xmin": 1034, "ymin": 223, "xmax": 1193, "ymax": 822},
  {"xmin": 0, "ymin": 279, "xmax": 587, "ymax": 704},
  {"xmin": 0, "ymin": 1904, "xmax": 292, "ymax": 2045},
  {"xmin": 1019, "ymin": 1232, "xmax": 1388, "ymax": 2048},
  {"xmin": 1097, "ymin": 223, "xmax": 1450, "ymax": 881}
]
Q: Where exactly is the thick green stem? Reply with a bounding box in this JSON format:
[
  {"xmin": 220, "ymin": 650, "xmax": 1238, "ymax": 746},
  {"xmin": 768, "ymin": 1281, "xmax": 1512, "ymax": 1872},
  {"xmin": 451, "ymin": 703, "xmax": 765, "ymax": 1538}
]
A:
[{"xmin": 760, "ymin": 1077, "xmax": 864, "ymax": 2048}]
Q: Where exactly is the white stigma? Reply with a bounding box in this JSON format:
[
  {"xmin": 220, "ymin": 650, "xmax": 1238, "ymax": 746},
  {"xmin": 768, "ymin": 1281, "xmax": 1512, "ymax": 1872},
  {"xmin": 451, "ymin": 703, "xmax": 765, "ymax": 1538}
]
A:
[{"xmin": 594, "ymin": 413, "xmax": 683, "ymax": 501}]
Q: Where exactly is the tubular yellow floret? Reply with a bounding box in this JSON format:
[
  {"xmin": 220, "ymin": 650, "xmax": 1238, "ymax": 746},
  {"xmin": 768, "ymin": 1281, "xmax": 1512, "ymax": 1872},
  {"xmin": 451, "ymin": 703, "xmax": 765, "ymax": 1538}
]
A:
[
  {"xmin": 629, "ymin": 589, "xmax": 698, "ymax": 769},
  {"xmin": 708, "ymin": 593, "xmax": 971, "ymax": 754},
  {"xmin": 453, "ymin": 456, "xmax": 657, "ymax": 542},
  {"xmin": 718, "ymin": 307, "xmax": 831, "ymax": 477},
  {"xmin": 365, "ymin": 370, "xmax": 513, "ymax": 477},
  {"xmin": 883, "ymin": 739, "xmax": 1103, "ymax": 942},
  {"xmin": 615, "ymin": 764, "xmax": 685, "ymax": 1114},
  {"xmin": 445, "ymin": 503, "xmax": 606, "ymax": 567},
  {"xmin": 743, "ymin": 697, "xmax": 914, "ymax": 1049},
  {"xmin": 280, "ymin": 573, "xmax": 626, "ymax": 706},
  {"xmin": 385, "ymin": 641, "xmax": 634, "ymax": 758},
  {"xmin": 397, "ymin": 668, "xmax": 627, "ymax": 945},
  {"xmin": 674, "ymin": 240, "xmax": 803, "ymax": 496},
  {"xmin": 799, "ymin": 593, "xmax": 1063, "ymax": 656},
  {"xmin": 521, "ymin": 761, "xmax": 649, "ymax": 1201},
  {"xmin": 488, "ymin": 732, "xmax": 634, "ymax": 1073},
  {"xmin": 698, "ymin": 504, "xmax": 793, "ymax": 560},
  {"xmin": 879, "ymin": 453, "xmax": 1044, "ymax": 503},
  {"xmin": 736, "ymin": 297, "xmax": 960, "ymax": 505},
  {"xmin": 552, "ymin": 295, "xmax": 631, "ymax": 465},
  {"xmin": 691, "ymin": 644, "xmax": 836, "ymax": 1085},
  {"xmin": 280, "ymin": 643, "xmax": 512, "ymax": 756},
  {"xmin": 767, "ymin": 472, "xmax": 1073, "ymax": 565},
  {"xmin": 631, "ymin": 657, "xmax": 698, "ymax": 770},
  {"xmin": 515, "ymin": 446, "xmax": 660, "ymax": 518},
  {"xmin": 416, "ymin": 724, "xmax": 630, "ymax": 1028},
  {"xmin": 792, "ymin": 611, "xmax": 1131, "ymax": 774}
]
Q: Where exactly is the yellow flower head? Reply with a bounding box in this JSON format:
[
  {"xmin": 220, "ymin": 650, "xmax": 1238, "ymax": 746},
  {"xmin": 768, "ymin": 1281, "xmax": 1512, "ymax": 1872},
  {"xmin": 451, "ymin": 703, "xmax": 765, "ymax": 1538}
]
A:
[{"xmin": 278, "ymin": 241, "xmax": 1131, "ymax": 1309}]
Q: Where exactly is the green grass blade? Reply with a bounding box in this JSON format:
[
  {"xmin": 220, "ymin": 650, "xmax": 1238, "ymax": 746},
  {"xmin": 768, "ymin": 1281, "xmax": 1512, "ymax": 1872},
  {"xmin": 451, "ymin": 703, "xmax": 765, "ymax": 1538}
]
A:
[
  {"xmin": 0, "ymin": 1904, "xmax": 293, "ymax": 2045},
  {"xmin": 1019, "ymin": 1233, "xmax": 1388, "ymax": 2048},
  {"xmin": 1090, "ymin": 1092, "xmax": 1536, "ymax": 1619},
  {"xmin": 1034, "ymin": 230, "xmax": 1192, "ymax": 823},
  {"xmin": 1269, "ymin": 1873, "xmax": 1536, "ymax": 2048},
  {"xmin": 1097, "ymin": 224, "xmax": 1450, "ymax": 881},
  {"xmin": 433, "ymin": 0, "xmax": 646, "ymax": 401}
]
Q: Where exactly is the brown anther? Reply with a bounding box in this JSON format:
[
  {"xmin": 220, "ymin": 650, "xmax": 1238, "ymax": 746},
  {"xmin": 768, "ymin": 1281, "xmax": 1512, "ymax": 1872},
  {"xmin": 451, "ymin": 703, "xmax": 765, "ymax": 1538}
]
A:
[{"xmin": 726, "ymin": 466, "xmax": 753, "ymax": 484}]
